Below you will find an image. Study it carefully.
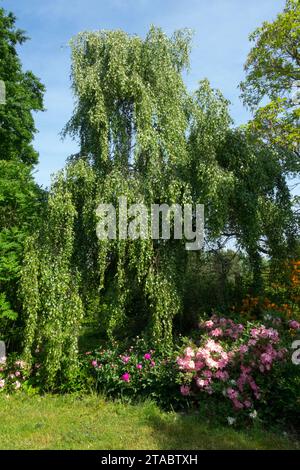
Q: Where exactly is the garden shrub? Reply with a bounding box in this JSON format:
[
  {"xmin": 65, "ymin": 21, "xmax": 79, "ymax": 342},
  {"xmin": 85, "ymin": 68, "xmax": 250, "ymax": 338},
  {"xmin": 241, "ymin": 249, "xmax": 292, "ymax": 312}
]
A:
[
  {"xmin": 0, "ymin": 354, "xmax": 30, "ymax": 394},
  {"xmin": 176, "ymin": 314, "xmax": 300, "ymax": 426},
  {"xmin": 81, "ymin": 337, "xmax": 184, "ymax": 409}
]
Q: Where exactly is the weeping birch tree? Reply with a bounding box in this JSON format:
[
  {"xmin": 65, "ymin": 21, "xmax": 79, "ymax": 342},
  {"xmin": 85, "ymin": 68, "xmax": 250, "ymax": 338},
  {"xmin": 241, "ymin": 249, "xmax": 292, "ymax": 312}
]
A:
[{"xmin": 20, "ymin": 27, "xmax": 295, "ymax": 388}]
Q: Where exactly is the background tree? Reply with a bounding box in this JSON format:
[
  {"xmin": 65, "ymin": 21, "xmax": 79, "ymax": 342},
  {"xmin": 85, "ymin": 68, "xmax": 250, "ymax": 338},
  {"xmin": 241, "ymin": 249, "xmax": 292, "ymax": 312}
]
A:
[
  {"xmin": 0, "ymin": 8, "xmax": 45, "ymax": 346},
  {"xmin": 240, "ymin": 0, "xmax": 300, "ymax": 285},
  {"xmin": 0, "ymin": 8, "xmax": 44, "ymax": 164},
  {"xmin": 240, "ymin": 0, "xmax": 300, "ymax": 172}
]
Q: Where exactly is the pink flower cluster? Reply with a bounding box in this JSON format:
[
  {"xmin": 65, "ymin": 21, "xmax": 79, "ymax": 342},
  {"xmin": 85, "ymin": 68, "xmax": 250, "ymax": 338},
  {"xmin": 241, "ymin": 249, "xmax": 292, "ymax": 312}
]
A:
[
  {"xmin": 119, "ymin": 352, "xmax": 155, "ymax": 383},
  {"xmin": 249, "ymin": 326, "xmax": 279, "ymax": 343},
  {"xmin": 177, "ymin": 340, "xmax": 230, "ymax": 394},
  {"xmin": 289, "ymin": 320, "xmax": 300, "ymax": 330},
  {"xmin": 0, "ymin": 359, "xmax": 28, "ymax": 393},
  {"xmin": 178, "ymin": 317, "xmax": 288, "ymax": 411},
  {"xmin": 246, "ymin": 327, "xmax": 286, "ymax": 373},
  {"xmin": 201, "ymin": 315, "xmax": 244, "ymax": 340}
]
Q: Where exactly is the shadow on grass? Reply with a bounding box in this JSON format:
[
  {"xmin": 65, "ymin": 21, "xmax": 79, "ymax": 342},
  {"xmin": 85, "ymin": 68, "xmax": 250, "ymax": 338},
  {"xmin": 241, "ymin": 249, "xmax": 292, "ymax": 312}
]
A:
[{"xmin": 144, "ymin": 410, "xmax": 298, "ymax": 450}]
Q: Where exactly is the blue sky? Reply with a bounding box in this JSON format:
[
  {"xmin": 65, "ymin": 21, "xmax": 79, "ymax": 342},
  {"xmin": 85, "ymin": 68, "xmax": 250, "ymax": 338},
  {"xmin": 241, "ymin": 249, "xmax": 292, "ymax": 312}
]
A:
[{"xmin": 1, "ymin": 0, "xmax": 286, "ymax": 187}]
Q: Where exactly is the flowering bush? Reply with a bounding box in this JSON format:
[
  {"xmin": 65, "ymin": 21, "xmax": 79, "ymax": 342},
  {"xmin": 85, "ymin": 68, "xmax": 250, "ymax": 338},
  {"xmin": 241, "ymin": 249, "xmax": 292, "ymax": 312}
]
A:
[
  {"xmin": 82, "ymin": 338, "xmax": 181, "ymax": 408},
  {"xmin": 177, "ymin": 314, "xmax": 300, "ymax": 423},
  {"xmin": 0, "ymin": 355, "xmax": 30, "ymax": 393}
]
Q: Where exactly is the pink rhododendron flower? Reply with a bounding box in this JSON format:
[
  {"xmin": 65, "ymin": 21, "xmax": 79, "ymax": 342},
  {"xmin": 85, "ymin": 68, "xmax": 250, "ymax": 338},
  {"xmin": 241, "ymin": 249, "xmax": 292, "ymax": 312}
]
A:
[
  {"xmin": 184, "ymin": 347, "xmax": 195, "ymax": 358},
  {"xmin": 215, "ymin": 370, "xmax": 229, "ymax": 381},
  {"xmin": 206, "ymin": 357, "xmax": 219, "ymax": 369},
  {"xmin": 186, "ymin": 360, "xmax": 195, "ymax": 370},
  {"xmin": 177, "ymin": 357, "xmax": 195, "ymax": 370},
  {"xmin": 261, "ymin": 353, "xmax": 272, "ymax": 365},
  {"xmin": 217, "ymin": 358, "xmax": 228, "ymax": 369},
  {"xmin": 195, "ymin": 361, "xmax": 205, "ymax": 371},
  {"xmin": 196, "ymin": 378, "xmax": 208, "ymax": 388},
  {"xmin": 176, "ymin": 357, "xmax": 186, "ymax": 369},
  {"xmin": 250, "ymin": 326, "xmax": 279, "ymax": 343},
  {"xmin": 91, "ymin": 360, "xmax": 97, "ymax": 367},
  {"xmin": 144, "ymin": 353, "xmax": 151, "ymax": 360},
  {"xmin": 289, "ymin": 320, "xmax": 300, "ymax": 330},
  {"xmin": 226, "ymin": 388, "xmax": 238, "ymax": 400},
  {"xmin": 232, "ymin": 399, "xmax": 244, "ymax": 410},
  {"xmin": 136, "ymin": 364, "xmax": 143, "ymax": 370},
  {"xmin": 211, "ymin": 328, "xmax": 223, "ymax": 337},
  {"xmin": 206, "ymin": 339, "xmax": 223, "ymax": 353},
  {"xmin": 196, "ymin": 348, "xmax": 209, "ymax": 360},
  {"xmin": 249, "ymin": 378, "xmax": 259, "ymax": 393},
  {"xmin": 204, "ymin": 320, "xmax": 214, "ymax": 329},
  {"xmin": 180, "ymin": 385, "xmax": 191, "ymax": 396},
  {"xmin": 203, "ymin": 369, "xmax": 213, "ymax": 378},
  {"xmin": 277, "ymin": 348, "xmax": 287, "ymax": 359},
  {"xmin": 241, "ymin": 365, "xmax": 252, "ymax": 374},
  {"xmin": 227, "ymin": 351, "xmax": 235, "ymax": 362}
]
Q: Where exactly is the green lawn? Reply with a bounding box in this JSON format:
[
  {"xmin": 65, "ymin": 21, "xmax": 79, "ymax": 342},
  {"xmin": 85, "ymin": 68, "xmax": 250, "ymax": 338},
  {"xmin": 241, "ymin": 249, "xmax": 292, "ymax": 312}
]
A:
[{"xmin": 0, "ymin": 394, "xmax": 298, "ymax": 450}]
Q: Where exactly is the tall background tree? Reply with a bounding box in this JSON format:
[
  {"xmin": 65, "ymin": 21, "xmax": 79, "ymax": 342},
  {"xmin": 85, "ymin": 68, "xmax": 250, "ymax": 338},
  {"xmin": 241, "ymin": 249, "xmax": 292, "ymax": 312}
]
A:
[
  {"xmin": 0, "ymin": 7, "xmax": 45, "ymax": 346},
  {"xmin": 240, "ymin": 0, "xmax": 300, "ymax": 275},
  {"xmin": 240, "ymin": 0, "xmax": 300, "ymax": 171}
]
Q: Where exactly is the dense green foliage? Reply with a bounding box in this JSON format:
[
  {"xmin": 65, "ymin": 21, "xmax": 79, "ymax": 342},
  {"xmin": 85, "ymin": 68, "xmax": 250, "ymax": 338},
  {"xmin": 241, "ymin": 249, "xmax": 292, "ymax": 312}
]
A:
[
  {"xmin": 0, "ymin": 8, "xmax": 44, "ymax": 165},
  {"xmin": 0, "ymin": 162, "xmax": 43, "ymax": 340},
  {"xmin": 0, "ymin": 8, "xmax": 45, "ymax": 346}
]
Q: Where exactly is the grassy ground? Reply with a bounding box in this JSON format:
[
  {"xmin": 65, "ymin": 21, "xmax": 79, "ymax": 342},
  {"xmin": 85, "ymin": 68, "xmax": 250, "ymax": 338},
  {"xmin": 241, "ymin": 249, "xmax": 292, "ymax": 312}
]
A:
[{"xmin": 0, "ymin": 394, "xmax": 298, "ymax": 450}]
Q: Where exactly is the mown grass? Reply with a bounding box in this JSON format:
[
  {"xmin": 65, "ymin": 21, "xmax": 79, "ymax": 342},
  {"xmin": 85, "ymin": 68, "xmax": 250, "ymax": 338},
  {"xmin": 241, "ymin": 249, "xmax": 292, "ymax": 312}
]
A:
[{"xmin": 0, "ymin": 394, "xmax": 298, "ymax": 450}]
